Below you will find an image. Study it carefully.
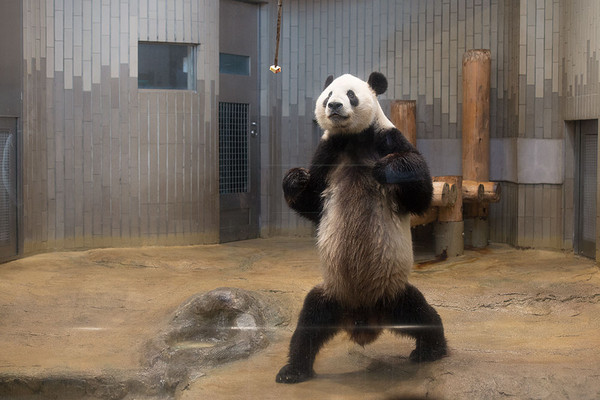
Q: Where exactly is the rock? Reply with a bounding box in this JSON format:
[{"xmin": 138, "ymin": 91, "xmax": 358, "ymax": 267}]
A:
[{"xmin": 143, "ymin": 287, "xmax": 288, "ymax": 392}]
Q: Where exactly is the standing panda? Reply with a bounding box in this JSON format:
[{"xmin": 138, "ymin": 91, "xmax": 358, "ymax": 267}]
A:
[{"xmin": 276, "ymin": 72, "xmax": 447, "ymax": 384}]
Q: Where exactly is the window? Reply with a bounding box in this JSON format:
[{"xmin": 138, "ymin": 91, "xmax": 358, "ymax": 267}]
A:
[
  {"xmin": 219, "ymin": 53, "xmax": 250, "ymax": 76},
  {"xmin": 138, "ymin": 42, "xmax": 196, "ymax": 90}
]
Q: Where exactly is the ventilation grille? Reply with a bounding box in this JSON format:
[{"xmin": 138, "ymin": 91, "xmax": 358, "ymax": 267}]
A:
[
  {"xmin": 0, "ymin": 130, "xmax": 14, "ymax": 244},
  {"xmin": 219, "ymin": 102, "xmax": 249, "ymax": 194},
  {"xmin": 582, "ymin": 133, "xmax": 597, "ymax": 242}
]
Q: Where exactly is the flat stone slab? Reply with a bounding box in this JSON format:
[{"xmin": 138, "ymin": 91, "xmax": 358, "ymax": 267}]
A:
[
  {"xmin": 0, "ymin": 238, "xmax": 599, "ymax": 399},
  {"xmin": 144, "ymin": 287, "xmax": 288, "ymax": 392}
]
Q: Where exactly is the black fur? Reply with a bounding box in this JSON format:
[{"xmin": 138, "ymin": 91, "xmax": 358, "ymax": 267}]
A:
[
  {"xmin": 322, "ymin": 91, "xmax": 332, "ymax": 108},
  {"xmin": 347, "ymin": 90, "xmax": 359, "ymax": 107},
  {"xmin": 372, "ymin": 151, "xmax": 433, "ymax": 216},
  {"xmin": 368, "ymin": 71, "xmax": 388, "ymax": 95},
  {"xmin": 388, "ymin": 284, "xmax": 448, "ymax": 362},
  {"xmin": 276, "ymin": 286, "xmax": 342, "ymax": 383},
  {"xmin": 278, "ymin": 74, "xmax": 444, "ymax": 384},
  {"xmin": 276, "ymin": 284, "xmax": 447, "ymax": 383},
  {"xmin": 282, "ymin": 125, "xmax": 433, "ymax": 222},
  {"xmin": 323, "ymin": 75, "xmax": 334, "ymax": 89}
]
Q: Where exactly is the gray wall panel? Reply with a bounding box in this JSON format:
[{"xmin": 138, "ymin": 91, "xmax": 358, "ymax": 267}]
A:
[
  {"xmin": 22, "ymin": 0, "xmax": 219, "ymax": 252},
  {"xmin": 261, "ymin": 0, "xmax": 524, "ymax": 236},
  {"xmin": 19, "ymin": 0, "xmax": 595, "ymax": 251}
]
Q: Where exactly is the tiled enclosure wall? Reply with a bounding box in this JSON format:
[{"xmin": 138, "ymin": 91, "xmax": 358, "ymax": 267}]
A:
[
  {"xmin": 561, "ymin": 0, "xmax": 600, "ymax": 120},
  {"xmin": 560, "ymin": 0, "xmax": 600, "ymax": 257},
  {"xmin": 22, "ymin": 0, "xmax": 220, "ymax": 253},
  {"xmin": 490, "ymin": 182, "xmax": 563, "ymax": 249},
  {"xmin": 491, "ymin": 0, "xmax": 600, "ymax": 252},
  {"xmin": 262, "ymin": 0, "xmax": 524, "ymax": 237},
  {"xmin": 489, "ymin": 0, "xmax": 564, "ymax": 249},
  {"xmin": 19, "ymin": 0, "xmax": 599, "ymax": 253},
  {"xmin": 262, "ymin": 0, "xmax": 567, "ymax": 250}
]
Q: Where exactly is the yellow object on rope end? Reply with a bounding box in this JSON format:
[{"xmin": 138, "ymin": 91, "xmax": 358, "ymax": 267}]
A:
[{"xmin": 270, "ymin": 65, "xmax": 282, "ymax": 74}]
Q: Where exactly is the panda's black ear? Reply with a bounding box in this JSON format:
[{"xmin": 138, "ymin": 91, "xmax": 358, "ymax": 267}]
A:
[
  {"xmin": 323, "ymin": 75, "xmax": 334, "ymax": 90},
  {"xmin": 368, "ymin": 72, "xmax": 387, "ymax": 95}
]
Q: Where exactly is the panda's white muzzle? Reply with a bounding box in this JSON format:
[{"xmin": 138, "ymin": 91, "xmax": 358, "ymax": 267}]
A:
[{"xmin": 326, "ymin": 101, "xmax": 350, "ymax": 122}]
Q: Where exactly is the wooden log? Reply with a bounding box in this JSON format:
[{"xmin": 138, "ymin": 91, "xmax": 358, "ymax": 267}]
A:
[
  {"xmin": 481, "ymin": 181, "xmax": 501, "ymax": 203},
  {"xmin": 433, "ymin": 176, "xmax": 464, "ymax": 257},
  {"xmin": 463, "ymin": 202, "xmax": 488, "ymax": 218},
  {"xmin": 430, "ymin": 181, "xmax": 457, "ymax": 207},
  {"xmin": 431, "ymin": 181, "xmax": 450, "ymax": 207},
  {"xmin": 462, "ymin": 180, "xmax": 484, "ymax": 202},
  {"xmin": 462, "ymin": 49, "xmax": 491, "ymax": 182},
  {"xmin": 390, "ymin": 100, "xmax": 417, "ymax": 146},
  {"xmin": 446, "ymin": 183, "xmax": 458, "ymax": 206},
  {"xmin": 435, "ymin": 220, "xmax": 464, "ymax": 258},
  {"xmin": 433, "ymin": 176, "xmax": 463, "ymax": 222},
  {"xmin": 431, "ymin": 178, "xmax": 458, "ymax": 206},
  {"xmin": 410, "ymin": 207, "xmax": 438, "ymax": 227}
]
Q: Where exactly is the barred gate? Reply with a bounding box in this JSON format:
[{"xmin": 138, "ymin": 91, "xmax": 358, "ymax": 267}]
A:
[
  {"xmin": 218, "ymin": 0, "xmax": 260, "ymax": 243},
  {"xmin": 219, "ymin": 102, "xmax": 249, "ymax": 195},
  {"xmin": 575, "ymin": 119, "xmax": 598, "ymax": 259},
  {"xmin": 0, "ymin": 118, "xmax": 17, "ymax": 261}
]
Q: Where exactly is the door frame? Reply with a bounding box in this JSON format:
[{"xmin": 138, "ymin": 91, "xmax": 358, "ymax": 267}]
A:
[
  {"xmin": 573, "ymin": 119, "xmax": 598, "ymax": 259},
  {"xmin": 0, "ymin": 118, "xmax": 19, "ymax": 262},
  {"xmin": 0, "ymin": 0, "xmax": 22, "ymax": 262},
  {"xmin": 218, "ymin": 0, "xmax": 261, "ymax": 243}
]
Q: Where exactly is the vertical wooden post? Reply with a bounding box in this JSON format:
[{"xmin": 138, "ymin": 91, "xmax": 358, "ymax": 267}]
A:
[
  {"xmin": 461, "ymin": 49, "xmax": 491, "ymax": 248},
  {"xmin": 462, "ymin": 49, "xmax": 491, "ymax": 181},
  {"xmin": 434, "ymin": 176, "xmax": 464, "ymax": 257},
  {"xmin": 391, "ymin": 100, "xmax": 417, "ymax": 146}
]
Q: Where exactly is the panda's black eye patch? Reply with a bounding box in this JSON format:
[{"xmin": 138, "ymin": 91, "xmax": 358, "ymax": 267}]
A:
[
  {"xmin": 323, "ymin": 91, "xmax": 332, "ymax": 108},
  {"xmin": 347, "ymin": 90, "xmax": 359, "ymax": 107}
]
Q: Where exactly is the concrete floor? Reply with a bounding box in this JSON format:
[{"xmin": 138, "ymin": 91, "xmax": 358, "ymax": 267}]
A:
[{"xmin": 0, "ymin": 237, "xmax": 599, "ymax": 399}]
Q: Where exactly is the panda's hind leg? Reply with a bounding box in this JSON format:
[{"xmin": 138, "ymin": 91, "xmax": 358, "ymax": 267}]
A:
[
  {"xmin": 276, "ymin": 285, "xmax": 342, "ymax": 384},
  {"xmin": 386, "ymin": 283, "xmax": 447, "ymax": 362}
]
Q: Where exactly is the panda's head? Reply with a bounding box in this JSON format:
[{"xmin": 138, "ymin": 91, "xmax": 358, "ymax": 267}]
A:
[{"xmin": 315, "ymin": 72, "xmax": 390, "ymax": 135}]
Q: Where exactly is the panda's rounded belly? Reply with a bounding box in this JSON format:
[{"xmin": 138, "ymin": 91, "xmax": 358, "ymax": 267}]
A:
[{"xmin": 317, "ymin": 167, "xmax": 413, "ymax": 308}]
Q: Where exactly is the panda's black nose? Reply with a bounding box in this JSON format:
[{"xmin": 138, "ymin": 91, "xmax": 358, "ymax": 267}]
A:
[{"xmin": 327, "ymin": 101, "xmax": 343, "ymax": 112}]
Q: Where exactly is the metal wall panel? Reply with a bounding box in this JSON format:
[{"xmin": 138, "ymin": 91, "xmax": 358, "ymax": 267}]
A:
[
  {"xmin": 0, "ymin": 0, "xmax": 22, "ymax": 118},
  {"xmin": 17, "ymin": 0, "xmax": 595, "ymax": 251},
  {"xmin": 21, "ymin": 0, "xmax": 219, "ymax": 252},
  {"xmin": 260, "ymin": 0, "xmax": 561, "ymax": 240}
]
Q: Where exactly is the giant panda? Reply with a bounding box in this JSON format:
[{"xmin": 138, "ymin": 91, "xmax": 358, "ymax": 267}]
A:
[{"xmin": 276, "ymin": 72, "xmax": 447, "ymax": 384}]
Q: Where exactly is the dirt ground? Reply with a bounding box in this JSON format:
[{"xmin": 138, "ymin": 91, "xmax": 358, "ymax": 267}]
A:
[{"xmin": 0, "ymin": 237, "xmax": 599, "ymax": 399}]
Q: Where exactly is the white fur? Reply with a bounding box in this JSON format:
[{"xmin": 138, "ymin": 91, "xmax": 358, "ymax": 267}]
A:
[
  {"xmin": 317, "ymin": 158, "xmax": 413, "ymax": 308},
  {"xmin": 315, "ymin": 74, "xmax": 394, "ymax": 138},
  {"xmin": 314, "ymin": 73, "xmax": 414, "ymax": 307}
]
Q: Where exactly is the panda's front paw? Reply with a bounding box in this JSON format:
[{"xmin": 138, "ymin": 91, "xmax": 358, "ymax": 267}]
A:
[
  {"xmin": 373, "ymin": 153, "xmax": 423, "ymax": 184},
  {"xmin": 275, "ymin": 363, "xmax": 314, "ymax": 384},
  {"xmin": 283, "ymin": 168, "xmax": 310, "ymax": 202}
]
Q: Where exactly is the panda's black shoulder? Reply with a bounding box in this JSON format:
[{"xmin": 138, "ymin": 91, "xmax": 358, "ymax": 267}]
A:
[{"xmin": 373, "ymin": 126, "xmax": 417, "ymax": 156}]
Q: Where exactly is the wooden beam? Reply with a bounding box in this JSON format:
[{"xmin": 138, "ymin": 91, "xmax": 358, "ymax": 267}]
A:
[
  {"xmin": 410, "ymin": 207, "xmax": 439, "ymax": 227},
  {"xmin": 481, "ymin": 181, "xmax": 501, "ymax": 203},
  {"xmin": 431, "ymin": 181, "xmax": 458, "ymax": 207},
  {"xmin": 462, "ymin": 180, "xmax": 484, "ymax": 202},
  {"xmin": 434, "ymin": 176, "xmax": 463, "ymax": 222},
  {"xmin": 390, "ymin": 100, "xmax": 417, "ymax": 146},
  {"xmin": 431, "ymin": 181, "xmax": 450, "ymax": 207}
]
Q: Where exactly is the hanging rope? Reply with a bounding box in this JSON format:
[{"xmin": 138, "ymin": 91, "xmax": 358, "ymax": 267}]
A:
[{"xmin": 270, "ymin": 0, "xmax": 283, "ymax": 73}]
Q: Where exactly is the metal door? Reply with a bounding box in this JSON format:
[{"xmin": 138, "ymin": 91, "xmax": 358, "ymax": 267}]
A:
[
  {"xmin": 0, "ymin": 118, "xmax": 17, "ymax": 261},
  {"xmin": 219, "ymin": 0, "xmax": 260, "ymax": 242},
  {"xmin": 575, "ymin": 119, "xmax": 598, "ymax": 259}
]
